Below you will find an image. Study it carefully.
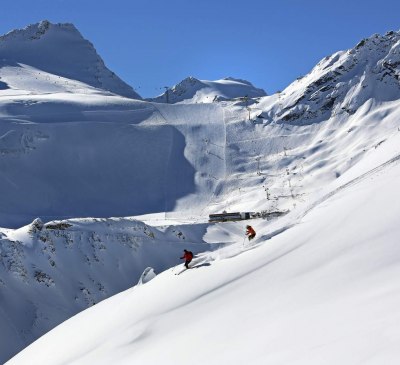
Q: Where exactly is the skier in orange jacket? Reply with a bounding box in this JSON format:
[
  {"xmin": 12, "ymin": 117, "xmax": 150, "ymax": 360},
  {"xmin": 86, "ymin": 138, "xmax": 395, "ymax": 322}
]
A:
[{"xmin": 246, "ymin": 225, "xmax": 256, "ymax": 241}]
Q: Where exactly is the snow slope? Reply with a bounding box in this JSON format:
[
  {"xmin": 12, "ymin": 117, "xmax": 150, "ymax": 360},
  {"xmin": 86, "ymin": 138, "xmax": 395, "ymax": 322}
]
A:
[
  {"xmin": 148, "ymin": 76, "xmax": 267, "ymax": 104},
  {"xmin": 7, "ymin": 130, "xmax": 400, "ymax": 365},
  {"xmin": 1, "ymin": 26, "xmax": 400, "ymax": 364}
]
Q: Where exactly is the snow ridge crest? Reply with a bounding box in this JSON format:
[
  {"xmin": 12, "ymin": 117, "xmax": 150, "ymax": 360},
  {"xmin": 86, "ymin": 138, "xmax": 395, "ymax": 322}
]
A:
[{"xmin": 0, "ymin": 20, "xmax": 78, "ymax": 42}]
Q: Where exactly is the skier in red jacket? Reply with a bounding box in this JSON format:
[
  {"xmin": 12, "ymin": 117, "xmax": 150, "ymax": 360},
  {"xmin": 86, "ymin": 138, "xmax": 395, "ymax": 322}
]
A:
[
  {"xmin": 246, "ymin": 225, "xmax": 256, "ymax": 241},
  {"xmin": 180, "ymin": 249, "xmax": 194, "ymax": 269}
]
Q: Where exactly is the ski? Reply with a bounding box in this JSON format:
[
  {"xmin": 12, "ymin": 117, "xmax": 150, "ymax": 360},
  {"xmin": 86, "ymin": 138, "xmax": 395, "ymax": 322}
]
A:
[
  {"xmin": 175, "ymin": 267, "xmax": 190, "ymax": 275},
  {"xmin": 174, "ymin": 262, "xmax": 211, "ymax": 275}
]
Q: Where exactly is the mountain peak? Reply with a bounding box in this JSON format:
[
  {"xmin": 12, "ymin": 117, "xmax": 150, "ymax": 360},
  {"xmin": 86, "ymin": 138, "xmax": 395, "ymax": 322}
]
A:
[
  {"xmin": 262, "ymin": 29, "xmax": 400, "ymax": 125},
  {"xmin": 1, "ymin": 20, "xmax": 78, "ymax": 42},
  {"xmin": 148, "ymin": 76, "xmax": 266, "ymax": 104},
  {"xmin": 0, "ymin": 21, "xmax": 141, "ymax": 99}
]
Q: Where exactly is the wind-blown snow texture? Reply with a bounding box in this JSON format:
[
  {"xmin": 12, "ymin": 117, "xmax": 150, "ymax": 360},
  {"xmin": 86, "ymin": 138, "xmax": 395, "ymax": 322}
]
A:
[{"xmin": 1, "ymin": 23, "xmax": 400, "ymax": 364}]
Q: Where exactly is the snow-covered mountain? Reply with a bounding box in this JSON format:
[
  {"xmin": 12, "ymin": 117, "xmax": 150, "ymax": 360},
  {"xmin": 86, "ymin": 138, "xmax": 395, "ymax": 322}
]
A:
[
  {"xmin": 1, "ymin": 26, "xmax": 400, "ymax": 364},
  {"xmin": 148, "ymin": 76, "xmax": 267, "ymax": 104},
  {"xmin": 258, "ymin": 30, "xmax": 400, "ymax": 125},
  {"xmin": 0, "ymin": 20, "xmax": 141, "ymax": 98}
]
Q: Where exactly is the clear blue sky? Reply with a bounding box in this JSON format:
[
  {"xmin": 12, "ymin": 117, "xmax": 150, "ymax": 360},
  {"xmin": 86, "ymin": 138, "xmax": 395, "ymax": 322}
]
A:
[{"xmin": 1, "ymin": 0, "xmax": 400, "ymax": 97}]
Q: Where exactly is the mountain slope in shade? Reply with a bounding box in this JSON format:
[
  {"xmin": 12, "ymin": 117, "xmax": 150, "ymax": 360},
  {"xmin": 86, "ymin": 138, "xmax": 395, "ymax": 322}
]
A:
[
  {"xmin": 148, "ymin": 76, "xmax": 267, "ymax": 104},
  {"xmin": 0, "ymin": 20, "xmax": 141, "ymax": 98}
]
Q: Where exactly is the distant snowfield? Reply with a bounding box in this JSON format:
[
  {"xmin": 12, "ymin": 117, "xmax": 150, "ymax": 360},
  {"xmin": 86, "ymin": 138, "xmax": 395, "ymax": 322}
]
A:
[{"xmin": 1, "ymin": 22, "xmax": 400, "ymax": 364}]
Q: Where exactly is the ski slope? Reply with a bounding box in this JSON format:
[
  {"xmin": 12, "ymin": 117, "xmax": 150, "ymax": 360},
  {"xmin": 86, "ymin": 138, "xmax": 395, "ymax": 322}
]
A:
[
  {"xmin": 7, "ymin": 130, "xmax": 400, "ymax": 365},
  {"xmin": 2, "ymin": 24, "xmax": 398, "ymax": 230}
]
